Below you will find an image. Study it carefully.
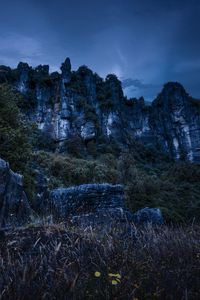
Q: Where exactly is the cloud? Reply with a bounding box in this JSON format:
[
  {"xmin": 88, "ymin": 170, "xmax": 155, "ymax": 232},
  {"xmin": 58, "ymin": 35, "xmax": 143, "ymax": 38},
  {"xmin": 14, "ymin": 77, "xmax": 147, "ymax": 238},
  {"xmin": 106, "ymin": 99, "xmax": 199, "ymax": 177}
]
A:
[
  {"xmin": 122, "ymin": 78, "xmax": 162, "ymax": 101},
  {"xmin": 0, "ymin": 0, "xmax": 200, "ymax": 99},
  {"xmin": 122, "ymin": 78, "xmax": 153, "ymax": 89},
  {"xmin": 0, "ymin": 33, "xmax": 65, "ymax": 71},
  {"xmin": 0, "ymin": 33, "xmax": 43, "ymax": 67}
]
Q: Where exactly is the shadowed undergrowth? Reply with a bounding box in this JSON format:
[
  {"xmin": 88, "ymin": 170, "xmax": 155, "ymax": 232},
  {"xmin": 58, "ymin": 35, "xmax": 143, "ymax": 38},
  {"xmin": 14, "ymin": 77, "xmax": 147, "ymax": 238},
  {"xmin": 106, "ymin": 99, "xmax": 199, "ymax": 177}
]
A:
[
  {"xmin": 0, "ymin": 223, "xmax": 200, "ymax": 299},
  {"xmin": 35, "ymin": 151, "xmax": 200, "ymax": 223}
]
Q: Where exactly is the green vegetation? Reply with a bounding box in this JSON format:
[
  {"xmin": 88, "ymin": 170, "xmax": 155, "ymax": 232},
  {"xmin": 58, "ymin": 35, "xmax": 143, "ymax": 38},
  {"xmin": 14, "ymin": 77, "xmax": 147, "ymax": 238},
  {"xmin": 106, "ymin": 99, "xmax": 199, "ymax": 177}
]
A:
[
  {"xmin": 35, "ymin": 151, "xmax": 119, "ymax": 189},
  {"xmin": 0, "ymin": 84, "xmax": 36, "ymax": 201},
  {"xmin": 68, "ymin": 69, "xmax": 88, "ymax": 94},
  {"xmin": 95, "ymin": 74, "xmax": 124, "ymax": 110},
  {"xmin": 75, "ymin": 98, "xmax": 98, "ymax": 123},
  {"xmin": 0, "ymin": 66, "xmax": 19, "ymax": 84},
  {"xmin": 0, "ymin": 84, "xmax": 32, "ymax": 171},
  {"xmin": 35, "ymin": 145, "xmax": 200, "ymax": 222}
]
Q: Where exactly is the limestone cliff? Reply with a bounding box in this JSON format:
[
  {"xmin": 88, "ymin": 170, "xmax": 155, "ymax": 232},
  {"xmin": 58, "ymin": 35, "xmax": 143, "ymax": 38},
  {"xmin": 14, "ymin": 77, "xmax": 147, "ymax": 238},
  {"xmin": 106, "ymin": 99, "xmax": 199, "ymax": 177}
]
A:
[{"xmin": 0, "ymin": 58, "xmax": 199, "ymax": 161}]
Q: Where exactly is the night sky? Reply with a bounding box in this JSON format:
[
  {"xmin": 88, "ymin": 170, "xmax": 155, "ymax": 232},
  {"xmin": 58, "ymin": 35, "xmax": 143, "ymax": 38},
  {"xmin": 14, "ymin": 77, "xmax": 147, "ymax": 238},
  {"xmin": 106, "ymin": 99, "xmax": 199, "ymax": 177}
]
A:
[{"xmin": 0, "ymin": 0, "xmax": 200, "ymax": 101}]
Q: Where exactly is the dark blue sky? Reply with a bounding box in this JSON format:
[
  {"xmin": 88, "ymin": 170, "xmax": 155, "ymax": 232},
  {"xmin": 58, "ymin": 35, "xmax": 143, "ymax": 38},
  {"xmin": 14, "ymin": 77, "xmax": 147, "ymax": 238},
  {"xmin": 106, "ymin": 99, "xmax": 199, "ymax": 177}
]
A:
[{"xmin": 0, "ymin": 0, "xmax": 200, "ymax": 100}]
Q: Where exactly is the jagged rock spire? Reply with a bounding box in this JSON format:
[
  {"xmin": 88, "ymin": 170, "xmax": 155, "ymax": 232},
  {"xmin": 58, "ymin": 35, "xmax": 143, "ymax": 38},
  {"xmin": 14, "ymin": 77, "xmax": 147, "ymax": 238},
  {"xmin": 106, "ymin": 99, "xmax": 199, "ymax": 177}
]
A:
[
  {"xmin": 60, "ymin": 57, "xmax": 71, "ymax": 78},
  {"xmin": 17, "ymin": 62, "xmax": 30, "ymax": 71}
]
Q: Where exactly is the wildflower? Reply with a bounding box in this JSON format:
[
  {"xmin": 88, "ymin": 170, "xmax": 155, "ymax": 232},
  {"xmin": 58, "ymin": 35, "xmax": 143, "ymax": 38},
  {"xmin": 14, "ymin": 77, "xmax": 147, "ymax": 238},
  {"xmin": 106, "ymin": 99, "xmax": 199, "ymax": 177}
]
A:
[
  {"xmin": 108, "ymin": 273, "xmax": 121, "ymax": 279},
  {"xmin": 94, "ymin": 271, "xmax": 101, "ymax": 278},
  {"xmin": 109, "ymin": 273, "xmax": 121, "ymax": 285},
  {"xmin": 111, "ymin": 279, "xmax": 119, "ymax": 285}
]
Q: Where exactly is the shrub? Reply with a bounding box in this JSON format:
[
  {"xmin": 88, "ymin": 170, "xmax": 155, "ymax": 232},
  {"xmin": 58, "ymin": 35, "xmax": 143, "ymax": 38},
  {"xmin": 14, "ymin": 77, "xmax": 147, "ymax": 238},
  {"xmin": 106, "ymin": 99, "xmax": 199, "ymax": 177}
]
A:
[
  {"xmin": 0, "ymin": 84, "xmax": 32, "ymax": 171},
  {"xmin": 35, "ymin": 152, "xmax": 119, "ymax": 189},
  {"xmin": 64, "ymin": 136, "xmax": 85, "ymax": 158},
  {"xmin": 122, "ymin": 158, "xmax": 200, "ymax": 222},
  {"xmin": 31, "ymin": 127, "xmax": 56, "ymax": 152},
  {"xmin": 0, "ymin": 84, "xmax": 36, "ymax": 203}
]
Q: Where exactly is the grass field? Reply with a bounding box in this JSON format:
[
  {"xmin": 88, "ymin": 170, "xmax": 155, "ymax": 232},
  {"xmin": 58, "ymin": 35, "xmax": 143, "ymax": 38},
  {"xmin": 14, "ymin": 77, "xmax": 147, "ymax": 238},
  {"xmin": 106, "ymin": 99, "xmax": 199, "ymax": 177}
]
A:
[{"xmin": 0, "ymin": 223, "xmax": 200, "ymax": 300}]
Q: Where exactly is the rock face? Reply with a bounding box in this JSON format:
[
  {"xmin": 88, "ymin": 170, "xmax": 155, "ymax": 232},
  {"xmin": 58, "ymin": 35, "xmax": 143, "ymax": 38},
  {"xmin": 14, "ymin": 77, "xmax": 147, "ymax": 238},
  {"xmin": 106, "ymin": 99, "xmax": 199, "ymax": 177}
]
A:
[
  {"xmin": 50, "ymin": 184, "xmax": 125, "ymax": 220},
  {"xmin": 0, "ymin": 158, "xmax": 164, "ymax": 227},
  {"xmin": 71, "ymin": 209, "xmax": 135, "ymax": 228},
  {"xmin": 150, "ymin": 83, "xmax": 200, "ymax": 162},
  {"xmin": 0, "ymin": 59, "xmax": 200, "ymax": 162},
  {"xmin": 133, "ymin": 207, "xmax": 164, "ymax": 225},
  {"xmin": 50, "ymin": 184, "xmax": 164, "ymax": 226},
  {"xmin": 0, "ymin": 158, "xmax": 32, "ymax": 227}
]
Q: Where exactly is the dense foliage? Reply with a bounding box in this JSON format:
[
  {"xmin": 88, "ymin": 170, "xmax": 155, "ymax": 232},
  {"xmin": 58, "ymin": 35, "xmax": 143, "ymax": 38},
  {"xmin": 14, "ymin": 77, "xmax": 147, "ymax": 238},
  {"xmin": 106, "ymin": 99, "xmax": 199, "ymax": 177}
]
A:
[
  {"xmin": 0, "ymin": 84, "xmax": 36, "ymax": 200},
  {"xmin": 0, "ymin": 84, "xmax": 31, "ymax": 170}
]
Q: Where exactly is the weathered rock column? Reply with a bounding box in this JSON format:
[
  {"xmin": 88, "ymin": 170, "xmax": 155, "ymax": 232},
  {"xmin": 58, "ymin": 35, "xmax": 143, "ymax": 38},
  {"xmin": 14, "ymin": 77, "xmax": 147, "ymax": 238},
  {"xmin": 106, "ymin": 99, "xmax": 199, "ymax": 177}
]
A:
[{"xmin": 0, "ymin": 158, "xmax": 32, "ymax": 227}]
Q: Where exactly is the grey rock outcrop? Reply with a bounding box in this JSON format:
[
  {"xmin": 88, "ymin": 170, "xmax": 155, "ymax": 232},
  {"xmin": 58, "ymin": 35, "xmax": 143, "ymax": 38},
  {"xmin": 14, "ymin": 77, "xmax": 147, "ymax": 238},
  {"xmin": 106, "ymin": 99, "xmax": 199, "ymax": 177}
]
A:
[
  {"xmin": 70, "ymin": 208, "xmax": 135, "ymax": 227},
  {"xmin": 17, "ymin": 62, "xmax": 31, "ymax": 93},
  {"xmin": 50, "ymin": 184, "xmax": 164, "ymax": 226},
  {"xmin": 32, "ymin": 168, "xmax": 49, "ymax": 214},
  {"xmin": 50, "ymin": 183, "xmax": 135, "ymax": 227},
  {"xmin": 50, "ymin": 184, "xmax": 124, "ymax": 220},
  {"xmin": 0, "ymin": 158, "xmax": 32, "ymax": 227},
  {"xmin": 150, "ymin": 83, "xmax": 200, "ymax": 162},
  {"xmin": 0, "ymin": 157, "xmax": 164, "ymax": 227},
  {"xmin": 133, "ymin": 207, "xmax": 164, "ymax": 225}
]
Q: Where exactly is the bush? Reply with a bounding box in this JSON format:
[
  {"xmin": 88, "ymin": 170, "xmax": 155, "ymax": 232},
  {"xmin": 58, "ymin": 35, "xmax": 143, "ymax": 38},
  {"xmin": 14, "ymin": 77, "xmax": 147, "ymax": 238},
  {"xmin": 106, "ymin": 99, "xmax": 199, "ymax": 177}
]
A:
[
  {"xmin": 64, "ymin": 136, "xmax": 85, "ymax": 158},
  {"xmin": 0, "ymin": 84, "xmax": 32, "ymax": 171},
  {"xmin": 35, "ymin": 152, "xmax": 119, "ymax": 189},
  {"xmin": 0, "ymin": 84, "xmax": 36, "ymax": 203},
  {"xmin": 122, "ymin": 157, "xmax": 200, "ymax": 222},
  {"xmin": 31, "ymin": 127, "xmax": 56, "ymax": 152}
]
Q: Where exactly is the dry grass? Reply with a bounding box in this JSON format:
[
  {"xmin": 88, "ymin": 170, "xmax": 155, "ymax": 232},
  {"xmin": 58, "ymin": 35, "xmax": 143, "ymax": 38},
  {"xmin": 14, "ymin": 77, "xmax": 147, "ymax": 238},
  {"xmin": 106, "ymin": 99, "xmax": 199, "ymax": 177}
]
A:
[{"xmin": 0, "ymin": 223, "xmax": 200, "ymax": 300}]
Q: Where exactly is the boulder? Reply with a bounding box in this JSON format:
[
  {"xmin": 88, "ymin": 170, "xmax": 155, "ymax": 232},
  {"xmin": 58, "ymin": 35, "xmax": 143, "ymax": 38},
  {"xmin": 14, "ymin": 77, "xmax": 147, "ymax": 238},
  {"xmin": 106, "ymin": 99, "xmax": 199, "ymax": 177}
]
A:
[
  {"xmin": 50, "ymin": 184, "xmax": 124, "ymax": 220},
  {"xmin": 0, "ymin": 158, "xmax": 32, "ymax": 228},
  {"xmin": 50, "ymin": 184, "xmax": 164, "ymax": 226},
  {"xmin": 70, "ymin": 208, "xmax": 134, "ymax": 227},
  {"xmin": 133, "ymin": 207, "xmax": 164, "ymax": 225},
  {"xmin": 32, "ymin": 168, "xmax": 49, "ymax": 214},
  {"xmin": 0, "ymin": 156, "xmax": 164, "ymax": 228}
]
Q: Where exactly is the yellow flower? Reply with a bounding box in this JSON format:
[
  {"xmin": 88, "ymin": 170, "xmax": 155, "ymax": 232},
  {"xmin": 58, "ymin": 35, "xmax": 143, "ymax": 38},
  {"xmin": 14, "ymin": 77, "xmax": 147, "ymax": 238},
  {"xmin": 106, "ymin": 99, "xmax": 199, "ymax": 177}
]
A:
[
  {"xmin": 94, "ymin": 271, "xmax": 101, "ymax": 278},
  {"xmin": 108, "ymin": 273, "xmax": 121, "ymax": 279},
  {"xmin": 111, "ymin": 279, "xmax": 119, "ymax": 285}
]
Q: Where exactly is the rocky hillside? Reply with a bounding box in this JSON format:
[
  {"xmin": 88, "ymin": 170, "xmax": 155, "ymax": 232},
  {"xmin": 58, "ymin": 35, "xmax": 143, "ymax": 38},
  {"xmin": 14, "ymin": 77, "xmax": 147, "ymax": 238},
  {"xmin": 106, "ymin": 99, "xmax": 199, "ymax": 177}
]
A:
[
  {"xmin": 0, "ymin": 58, "xmax": 200, "ymax": 162},
  {"xmin": 0, "ymin": 60, "xmax": 200, "ymax": 224}
]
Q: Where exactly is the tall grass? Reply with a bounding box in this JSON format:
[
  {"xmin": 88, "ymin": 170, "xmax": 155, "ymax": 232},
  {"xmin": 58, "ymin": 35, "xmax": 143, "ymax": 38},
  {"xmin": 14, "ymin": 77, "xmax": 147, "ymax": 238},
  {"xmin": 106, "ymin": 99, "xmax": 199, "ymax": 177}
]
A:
[{"xmin": 0, "ymin": 223, "xmax": 199, "ymax": 299}]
